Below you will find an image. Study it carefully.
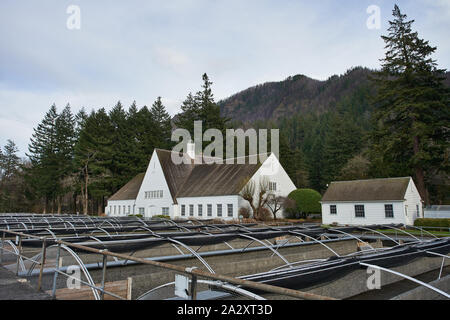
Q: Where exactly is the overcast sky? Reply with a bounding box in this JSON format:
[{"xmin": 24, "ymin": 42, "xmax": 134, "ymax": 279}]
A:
[{"xmin": 1, "ymin": 0, "xmax": 449, "ymax": 156}]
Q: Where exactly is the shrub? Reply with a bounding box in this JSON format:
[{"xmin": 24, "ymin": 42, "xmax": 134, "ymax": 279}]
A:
[
  {"xmin": 238, "ymin": 207, "xmax": 251, "ymax": 219},
  {"xmin": 128, "ymin": 214, "xmax": 143, "ymax": 218},
  {"xmin": 288, "ymin": 189, "xmax": 322, "ymax": 218},
  {"xmin": 414, "ymin": 218, "xmax": 450, "ymax": 229},
  {"xmin": 259, "ymin": 208, "xmax": 273, "ymax": 222},
  {"xmin": 152, "ymin": 215, "xmax": 171, "ymax": 220}
]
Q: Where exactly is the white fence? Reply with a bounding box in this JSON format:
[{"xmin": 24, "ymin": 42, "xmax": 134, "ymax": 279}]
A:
[{"xmin": 424, "ymin": 206, "xmax": 450, "ymax": 219}]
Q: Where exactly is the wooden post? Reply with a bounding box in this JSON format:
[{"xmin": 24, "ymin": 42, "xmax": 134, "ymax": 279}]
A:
[
  {"xmin": 126, "ymin": 277, "xmax": 133, "ymax": 300},
  {"xmin": 37, "ymin": 238, "xmax": 47, "ymax": 291}
]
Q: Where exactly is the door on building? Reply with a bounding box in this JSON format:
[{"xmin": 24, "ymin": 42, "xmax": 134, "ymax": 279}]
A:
[{"xmin": 149, "ymin": 205, "xmax": 157, "ymax": 218}]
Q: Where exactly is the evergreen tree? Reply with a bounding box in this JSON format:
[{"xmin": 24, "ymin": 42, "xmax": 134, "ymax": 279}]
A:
[
  {"xmin": 54, "ymin": 104, "xmax": 76, "ymax": 212},
  {"xmin": 150, "ymin": 97, "xmax": 172, "ymax": 150},
  {"xmin": 175, "ymin": 74, "xmax": 230, "ymax": 147},
  {"xmin": 1, "ymin": 140, "xmax": 20, "ymax": 181},
  {"xmin": 196, "ymin": 73, "xmax": 229, "ymax": 133},
  {"xmin": 134, "ymin": 105, "xmax": 158, "ymax": 171},
  {"xmin": 370, "ymin": 5, "xmax": 450, "ymax": 204},
  {"xmin": 0, "ymin": 147, "xmax": 3, "ymax": 179},
  {"xmin": 74, "ymin": 109, "xmax": 113, "ymax": 214},
  {"xmin": 109, "ymin": 101, "xmax": 132, "ymax": 192},
  {"xmin": 26, "ymin": 104, "xmax": 60, "ymax": 212},
  {"xmin": 321, "ymin": 113, "xmax": 364, "ymax": 184}
]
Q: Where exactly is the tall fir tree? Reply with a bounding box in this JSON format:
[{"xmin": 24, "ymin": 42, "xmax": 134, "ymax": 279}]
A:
[
  {"xmin": 150, "ymin": 97, "xmax": 172, "ymax": 150},
  {"xmin": 74, "ymin": 108, "xmax": 113, "ymax": 214},
  {"xmin": 26, "ymin": 104, "xmax": 60, "ymax": 212},
  {"xmin": 54, "ymin": 104, "xmax": 76, "ymax": 212},
  {"xmin": 370, "ymin": 5, "xmax": 450, "ymax": 204},
  {"xmin": 175, "ymin": 74, "xmax": 230, "ymax": 154}
]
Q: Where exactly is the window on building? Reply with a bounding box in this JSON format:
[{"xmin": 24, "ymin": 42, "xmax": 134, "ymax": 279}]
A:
[
  {"xmin": 114, "ymin": 206, "xmax": 116, "ymax": 215},
  {"xmin": 123, "ymin": 206, "xmax": 125, "ymax": 215},
  {"xmin": 217, "ymin": 204, "xmax": 223, "ymax": 217},
  {"xmin": 128, "ymin": 206, "xmax": 131, "ymax": 215},
  {"xmin": 118, "ymin": 206, "xmax": 121, "ymax": 215},
  {"xmin": 416, "ymin": 205, "xmax": 420, "ymax": 218},
  {"xmin": 181, "ymin": 205, "xmax": 186, "ymax": 216},
  {"xmin": 162, "ymin": 207, "xmax": 169, "ymax": 215},
  {"xmin": 189, "ymin": 205, "xmax": 194, "ymax": 216},
  {"xmin": 330, "ymin": 205, "xmax": 337, "ymax": 215},
  {"xmin": 207, "ymin": 204, "xmax": 212, "ymax": 217},
  {"xmin": 227, "ymin": 204, "xmax": 233, "ymax": 217},
  {"xmin": 198, "ymin": 204, "xmax": 203, "ymax": 217},
  {"xmin": 139, "ymin": 207, "xmax": 145, "ymax": 215},
  {"xmin": 269, "ymin": 182, "xmax": 277, "ymax": 191},
  {"xmin": 385, "ymin": 204, "xmax": 394, "ymax": 218},
  {"xmin": 145, "ymin": 190, "xmax": 164, "ymax": 199},
  {"xmin": 355, "ymin": 205, "xmax": 365, "ymax": 218}
]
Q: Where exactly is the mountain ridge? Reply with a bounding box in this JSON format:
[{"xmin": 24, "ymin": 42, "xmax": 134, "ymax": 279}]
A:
[{"xmin": 218, "ymin": 67, "xmax": 450, "ymax": 123}]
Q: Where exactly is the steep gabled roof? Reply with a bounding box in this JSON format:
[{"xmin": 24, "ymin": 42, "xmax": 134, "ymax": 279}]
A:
[
  {"xmin": 321, "ymin": 177, "xmax": 412, "ymax": 202},
  {"xmin": 157, "ymin": 151, "xmax": 268, "ymax": 199},
  {"xmin": 110, "ymin": 150, "xmax": 271, "ymax": 202},
  {"xmin": 108, "ymin": 173, "xmax": 145, "ymax": 201},
  {"xmin": 155, "ymin": 149, "xmax": 196, "ymax": 202},
  {"xmin": 176, "ymin": 157, "xmax": 263, "ymax": 198}
]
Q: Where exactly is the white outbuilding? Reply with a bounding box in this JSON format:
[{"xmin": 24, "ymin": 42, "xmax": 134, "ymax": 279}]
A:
[
  {"xmin": 321, "ymin": 177, "xmax": 423, "ymax": 226},
  {"xmin": 106, "ymin": 143, "xmax": 297, "ymax": 220}
]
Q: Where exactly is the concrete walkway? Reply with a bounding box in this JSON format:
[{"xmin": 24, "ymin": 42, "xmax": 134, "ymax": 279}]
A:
[{"xmin": 0, "ymin": 266, "xmax": 51, "ymax": 300}]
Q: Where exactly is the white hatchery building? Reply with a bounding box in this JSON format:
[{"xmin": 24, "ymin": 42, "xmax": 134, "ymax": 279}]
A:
[
  {"xmin": 321, "ymin": 177, "xmax": 423, "ymax": 226},
  {"xmin": 105, "ymin": 143, "xmax": 296, "ymax": 221}
]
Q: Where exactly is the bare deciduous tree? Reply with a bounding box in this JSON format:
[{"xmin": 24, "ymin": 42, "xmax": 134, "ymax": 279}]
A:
[{"xmin": 240, "ymin": 177, "xmax": 272, "ymax": 221}]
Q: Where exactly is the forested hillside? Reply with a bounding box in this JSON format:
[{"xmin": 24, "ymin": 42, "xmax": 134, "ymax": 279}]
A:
[
  {"xmin": 220, "ymin": 67, "xmax": 449, "ymax": 203},
  {"xmin": 219, "ymin": 67, "xmax": 376, "ymax": 123}
]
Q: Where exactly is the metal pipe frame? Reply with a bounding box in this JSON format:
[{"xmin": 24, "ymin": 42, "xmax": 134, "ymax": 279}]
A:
[{"xmin": 359, "ymin": 262, "xmax": 450, "ymax": 299}]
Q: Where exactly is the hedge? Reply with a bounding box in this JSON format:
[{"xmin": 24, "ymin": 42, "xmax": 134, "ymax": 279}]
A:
[
  {"xmin": 152, "ymin": 215, "xmax": 171, "ymax": 220},
  {"xmin": 414, "ymin": 218, "xmax": 450, "ymax": 228},
  {"xmin": 288, "ymin": 189, "xmax": 322, "ymax": 214}
]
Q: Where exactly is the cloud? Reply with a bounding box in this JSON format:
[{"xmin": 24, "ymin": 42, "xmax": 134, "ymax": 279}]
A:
[
  {"xmin": 153, "ymin": 46, "xmax": 191, "ymax": 71},
  {"xmin": 0, "ymin": 0, "xmax": 448, "ymax": 157}
]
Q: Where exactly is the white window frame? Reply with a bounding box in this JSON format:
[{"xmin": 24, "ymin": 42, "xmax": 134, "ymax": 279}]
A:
[
  {"xmin": 385, "ymin": 204, "xmax": 394, "ymax": 219},
  {"xmin": 355, "ymin": 205, "xmax": 365, "ymax": 218},
  {"xmin": 330, "ymin": 205, "xmax": 337, "ymax": 215},
  {"xmin": 227, "ymin": 204, "xmax": 233, "ymax": 217},
  {"xmin": 207, "ymin": 204, "xmax": 212, "ymax": 217}
]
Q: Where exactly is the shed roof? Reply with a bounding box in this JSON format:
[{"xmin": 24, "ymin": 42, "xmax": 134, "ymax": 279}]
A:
[
  {"xmin": 321, "ymin": 177, "xmax": 412, "ymax": 202},
  {"xmin": 108, "ymin": 173, "xmax": 145, "ymax": 201}
]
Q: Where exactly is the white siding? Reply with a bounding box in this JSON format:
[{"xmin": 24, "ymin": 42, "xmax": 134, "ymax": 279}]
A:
[
  {"xmin": 321, "ymin": 178, "xmax": 423, "ymax": 226},
  {"xmin": 106, "ymin": 200, "xmax": 135, "ymax": 217},
  {"xmin": 176, "ymin": 195, "xmax": 240, "ymax": 221},
  {"xmin": 134, "ymin": 150, "xmax": 176, "ymax": 218},
  {"xmin": 321, "ymin": 201, "xmax": 407, "ymax": 226},
  {"xmin": 403, "ymin": 178, "xmax": 423, "ymax": 225}
]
